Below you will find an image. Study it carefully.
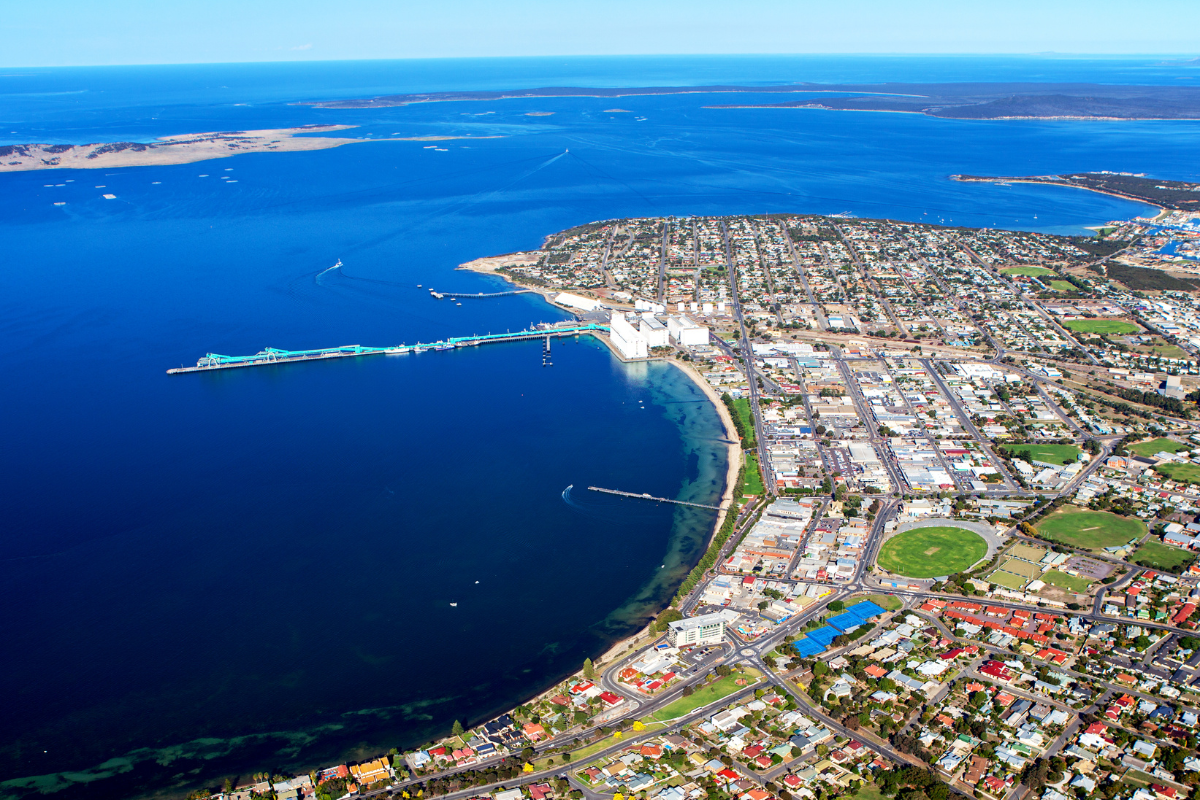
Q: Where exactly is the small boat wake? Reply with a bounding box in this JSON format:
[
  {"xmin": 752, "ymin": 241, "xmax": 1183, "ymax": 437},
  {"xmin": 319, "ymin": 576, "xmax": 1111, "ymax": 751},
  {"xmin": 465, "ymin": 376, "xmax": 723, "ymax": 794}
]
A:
[
  {"xmin": 560, "ymin": 483, "xmax": 662, "ymax": 522},
  {"xmin": 314, "ymin": 259, "xmax": 343, "ymax": 285}
]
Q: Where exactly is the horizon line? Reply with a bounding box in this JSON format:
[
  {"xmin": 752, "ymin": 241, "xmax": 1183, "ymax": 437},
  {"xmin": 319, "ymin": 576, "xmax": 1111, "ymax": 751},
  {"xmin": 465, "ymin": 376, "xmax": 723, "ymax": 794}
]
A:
[{"xmin": 2, "ymin": 52, "xmax": 1198, "ymax": 70}]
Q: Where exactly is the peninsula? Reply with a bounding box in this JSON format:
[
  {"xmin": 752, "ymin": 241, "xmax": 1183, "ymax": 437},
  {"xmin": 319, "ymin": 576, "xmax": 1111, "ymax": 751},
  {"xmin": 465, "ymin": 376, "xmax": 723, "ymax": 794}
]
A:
[
  {"xmin": 0, "ymin": 125, "xmax": 501, "ymax": 172},
  {"xmin": 302, "ymin": 81, "xmax": 1200, "ymax": 120},
  {"xmin": 160, "ymin": 203, "xmax": 1200, "ymax": 800},
  {"xmin": 953, "ymin": 172, "xmax": 1200, "ymax": 211}
]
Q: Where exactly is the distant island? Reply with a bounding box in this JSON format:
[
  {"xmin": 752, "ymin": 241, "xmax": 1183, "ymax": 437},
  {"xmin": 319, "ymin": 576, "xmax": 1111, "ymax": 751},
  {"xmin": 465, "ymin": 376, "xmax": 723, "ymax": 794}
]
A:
[
  {"xmin": 0, "ymin": 125, "xmax": 501, "ymax": 172},
  {"xmin": 302, "ymin": 81, "xmax": 1200, "ymax": 120},
  {"xmin": 953, "ymin": 172, "xmax": 1200, "ymax": 211}
]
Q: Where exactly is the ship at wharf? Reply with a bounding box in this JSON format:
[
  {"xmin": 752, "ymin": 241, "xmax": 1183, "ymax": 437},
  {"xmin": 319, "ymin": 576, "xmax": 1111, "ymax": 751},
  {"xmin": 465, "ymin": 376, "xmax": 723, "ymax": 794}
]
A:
[{"xmin": 166, "ymin": 323, "xmax": 609, "ymax": 374}]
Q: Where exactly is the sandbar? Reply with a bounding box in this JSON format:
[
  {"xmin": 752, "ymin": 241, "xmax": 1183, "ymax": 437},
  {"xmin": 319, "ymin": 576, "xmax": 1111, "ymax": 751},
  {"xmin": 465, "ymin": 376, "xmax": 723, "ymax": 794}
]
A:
[{"xmin": 0, "ymin": 126, "xmax": 504, "ymax": 172}]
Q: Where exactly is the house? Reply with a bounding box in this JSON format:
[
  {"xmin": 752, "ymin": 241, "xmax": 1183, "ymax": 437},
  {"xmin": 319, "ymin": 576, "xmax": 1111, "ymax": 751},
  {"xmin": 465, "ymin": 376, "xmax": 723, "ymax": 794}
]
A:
[{"xmin": 522, "ymin": 722, "xmax": 547, "ymax": 742}]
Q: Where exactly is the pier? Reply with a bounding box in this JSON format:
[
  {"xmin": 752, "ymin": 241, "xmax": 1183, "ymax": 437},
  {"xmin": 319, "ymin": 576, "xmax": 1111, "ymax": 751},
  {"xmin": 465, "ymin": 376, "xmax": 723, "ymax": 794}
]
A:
[
  {"xmin": 430, "ymin": 288, "xmax": 536, "ymax": 300},
  {"xmin": 167, "ymin": 324, "xmax": 608, "ymax": 374},
  {"xmin": 586, "ymin": 486, "xmax": 720, "ymax": 510}
]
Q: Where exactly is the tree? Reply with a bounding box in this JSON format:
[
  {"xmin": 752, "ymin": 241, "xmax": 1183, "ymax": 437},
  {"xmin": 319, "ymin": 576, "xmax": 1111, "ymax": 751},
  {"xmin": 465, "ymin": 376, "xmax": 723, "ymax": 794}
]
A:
[
  {"xmin": 452, "ymin": 720, "xmax": 464, "ymax": 737},
  {"xmin": 828, "ymin": 600, "xmax": 845, "ymax": 612},
  {"xmin": 583, "ymin": 658, "xmax": 596, "ymax": 680},
  {"xmin": 653, "ymin": 607, "xmax": 684, "ymax": 633}
]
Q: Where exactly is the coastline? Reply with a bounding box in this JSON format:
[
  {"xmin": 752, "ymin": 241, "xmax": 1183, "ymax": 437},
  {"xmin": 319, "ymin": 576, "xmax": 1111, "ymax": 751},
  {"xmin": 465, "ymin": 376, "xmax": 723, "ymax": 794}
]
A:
[
  {"xmin": 0, "ymin": 127, "xmax": 504, "ymax": 172},
  {"xmin": 455, "ymin": 250, "xmax": 742, "ymax": 552},
  {"xmin": 665, "ymin": 357, "xmax": 742, "ymax": 544},
  {"xmin": 950, "ymin": 175, "xmax": 1167, "ymax": 213},
  {"xmin": 704, "ymin": 104, "xmax": 1200, "ymax": 121}
]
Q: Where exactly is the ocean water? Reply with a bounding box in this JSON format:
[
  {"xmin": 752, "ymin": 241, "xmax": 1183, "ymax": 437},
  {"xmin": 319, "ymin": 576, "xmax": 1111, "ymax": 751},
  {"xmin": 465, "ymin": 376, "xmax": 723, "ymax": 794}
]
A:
[{"xmin": 0, "ymin": 55, "xmax": 1196, "ymax": 799}]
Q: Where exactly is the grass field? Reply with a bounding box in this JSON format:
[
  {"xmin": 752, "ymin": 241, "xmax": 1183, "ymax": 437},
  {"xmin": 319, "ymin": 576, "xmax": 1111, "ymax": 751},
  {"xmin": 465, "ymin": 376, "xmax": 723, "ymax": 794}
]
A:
[
  {"xmin": 1129, "ymin": 437, "xmax": 1190, "ymax": 458},
  {"xmin": 997, "ymin": 557, "xmax": 1041, "ymax": 579},
  {"xmin": 1063, "ymin": 318, "xmax": 1141, "ymax": 335},
  {"xmin": 1000, "ymin": 266, "xmax": 1058, "ymax": 277},
  {"xmin": 1036, "ymin": 508, "xmax": 1146, "ymax": 550},
  {"xmin": 876, "ymin": 526, "xmax": 988, "ymax": 579},
  {"xmin": 1149, "ymin": 344, "xmax": 1191, "ymax": 359},
  {"xmin": 854, "ymin": 785, "xmax": 889, "ymax": 800},
  {"xmin": 1003, "ymin": 443, "xmax": 1083, "ymax": 466},
  {"xmin": 731, "ymin": 397, "xmax": 758, "ymax": 449},
  {"xmin": 743, "ymin": 452, "xmax": 766, "ymax": 496},
  {"xmin": 1154, "ymin": 462, "xmax": 1200, "ymax": 486},
  {"xmin": 988, "ymin": 570, "xmax": 1029, "ymax": 590},
  {"xmin": 1009, "ymin": 542, "xmax": 1049, "ymax": 561},
  {"xmin": 647, "ymin": 672, "xmax": 758, "ymax": 722},
  {"xmin": 1041, "ymin": 569, "xmax": 1092, "ymax": 592},
  {"xmin": 1132, "ymin": 541, "xmax": 1197, "ymax": 572},
  {"xmin": 1048, "ymin": 280, "xmax": 1076, "ymax": 291}
]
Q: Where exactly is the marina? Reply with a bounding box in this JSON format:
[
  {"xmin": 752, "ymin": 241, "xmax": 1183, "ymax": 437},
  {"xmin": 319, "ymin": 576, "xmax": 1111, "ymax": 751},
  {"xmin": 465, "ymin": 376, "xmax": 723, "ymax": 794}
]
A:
[{"xmin": 166, "ymin": 323, "xmax": 609, "ymax": 374}]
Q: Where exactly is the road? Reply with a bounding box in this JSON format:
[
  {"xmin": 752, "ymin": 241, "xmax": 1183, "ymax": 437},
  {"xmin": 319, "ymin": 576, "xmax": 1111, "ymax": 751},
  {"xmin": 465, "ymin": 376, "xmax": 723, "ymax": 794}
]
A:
[
  {"xmin": 921, "ymin": 358, "xmax": 1021, "ymax": 492},
  {"xmin": 721, "ymin": 220, "xmax": 777, "ymax": 496}
]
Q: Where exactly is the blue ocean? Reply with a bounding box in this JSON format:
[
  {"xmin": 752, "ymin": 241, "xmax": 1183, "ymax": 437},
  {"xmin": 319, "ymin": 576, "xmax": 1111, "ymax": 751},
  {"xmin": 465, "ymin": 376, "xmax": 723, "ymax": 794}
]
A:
[{"xmin": 0, "ymin": 55, "xmax": 1195, "ymax": 799}]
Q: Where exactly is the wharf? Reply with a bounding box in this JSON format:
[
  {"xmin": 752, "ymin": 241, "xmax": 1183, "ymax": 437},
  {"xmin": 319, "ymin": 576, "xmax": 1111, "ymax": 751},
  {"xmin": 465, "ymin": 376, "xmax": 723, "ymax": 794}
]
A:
[
  {"xmin": 587, "ymin": 486, "xmax": 720, "ymax": 510},
  {"xmin": 167, "ymin": 324, "xmax": 608, "ymax": 374}
]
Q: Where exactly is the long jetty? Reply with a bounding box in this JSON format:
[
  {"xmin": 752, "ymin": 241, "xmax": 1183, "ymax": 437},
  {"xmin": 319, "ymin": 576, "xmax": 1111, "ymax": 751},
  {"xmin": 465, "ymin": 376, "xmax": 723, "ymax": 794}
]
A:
[
  {"xmin": 430, "ymin": 288, "xmax": 536, "ymax": 299},
  {"xmin": 166, "ymin": 324, "xmax": 608, "ymax": 374},
  {"xmin": 587, "ymin": 486, "xmax": 720, "ymax": 510}
]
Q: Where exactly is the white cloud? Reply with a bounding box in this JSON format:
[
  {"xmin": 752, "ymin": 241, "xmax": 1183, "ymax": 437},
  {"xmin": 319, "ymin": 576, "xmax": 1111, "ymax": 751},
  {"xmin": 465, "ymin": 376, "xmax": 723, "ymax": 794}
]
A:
[{"xmin": 290, "ymin": 43, "xmax": 312, "ymax": 51}]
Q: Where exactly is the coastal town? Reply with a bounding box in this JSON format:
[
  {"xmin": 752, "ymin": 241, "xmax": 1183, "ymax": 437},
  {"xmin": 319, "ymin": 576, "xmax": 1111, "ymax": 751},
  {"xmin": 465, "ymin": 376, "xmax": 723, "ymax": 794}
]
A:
[{"xmin": 190, "ymin": 194, "xmax": 1200, "ymax": 800}]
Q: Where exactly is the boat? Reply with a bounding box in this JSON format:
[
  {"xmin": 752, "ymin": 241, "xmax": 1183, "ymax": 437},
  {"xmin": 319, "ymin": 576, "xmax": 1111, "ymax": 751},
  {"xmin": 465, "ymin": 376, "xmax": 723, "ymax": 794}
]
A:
[
  {"xmin": 449, "ymin": 602, "xmax": 457, "ymax": 607},
  {"xmin": 434, "ymin": 344, "xmax": 454, "ymax": 351}
]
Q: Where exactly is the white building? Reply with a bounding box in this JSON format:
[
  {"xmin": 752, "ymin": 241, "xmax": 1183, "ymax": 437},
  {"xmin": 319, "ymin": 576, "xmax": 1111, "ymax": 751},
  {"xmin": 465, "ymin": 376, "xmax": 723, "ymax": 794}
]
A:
[
  {"xmin": 666, "ymin": 609, "xmax": 738, "ymax": 647},
  {"xmin": 667, "ymin": 315, "xmax": 709, "ymax": 346},
  {"xmin": 610, "ymin": 312, "xmax": 649, "ymax": 359},
  {"xmin": 639, "ymin": 314, "xmax": 670, "ymax": 347}
]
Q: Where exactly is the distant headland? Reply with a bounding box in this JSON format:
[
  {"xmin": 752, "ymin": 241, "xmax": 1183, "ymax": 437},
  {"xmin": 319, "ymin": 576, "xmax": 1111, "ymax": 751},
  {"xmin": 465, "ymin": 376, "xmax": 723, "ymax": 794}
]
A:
[
  {"xmin": 301, "ymin": 81, "xmax": 1200, "ymax": 121},
  {"xmin": 952, "ymin": 172, "xmax": 1200, "ymax": 211},
  {"xmin": 0, "ymin": 126, "xmax": 502, "ymax": 172}
]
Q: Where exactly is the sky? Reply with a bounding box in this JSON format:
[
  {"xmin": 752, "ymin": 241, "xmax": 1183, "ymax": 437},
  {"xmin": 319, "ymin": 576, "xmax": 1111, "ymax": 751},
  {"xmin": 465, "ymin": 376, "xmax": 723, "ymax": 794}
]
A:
[{"xmin": 2, "ymin": 0, "xmax": 1197, "ymax": 67}]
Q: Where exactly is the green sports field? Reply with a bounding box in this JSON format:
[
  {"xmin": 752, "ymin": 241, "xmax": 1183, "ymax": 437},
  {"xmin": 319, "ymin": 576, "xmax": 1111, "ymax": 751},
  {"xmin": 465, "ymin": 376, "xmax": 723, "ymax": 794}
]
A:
[
  {"xmin": 1063, "ymin": 318, "xmax": 1141, "ymax": 335},
  {"xmin": 1154, "ymin": 462, "xmax": 1200, "ymax": 486},
  {"xmin": 1128, "ymin": 438, "xmax": 1190, "ymax": 458},
  {"xmin": 1048, "ymin": 280, "xmax": 1076, "ymax": 292},
  {"xmin": 1000, "ymin": 266, "xmax": 1058, "ymax": 277},
  {"xmin": 1036, "ymin": 508, "xmax": 1146, "ymax": 550},
  {"xmin": 1003, "ymin": 443, "xmax": 1082, "ymax": 466},
  {"xmin": 876, "ymin": 526, "xmax": 988, "ymax": 579},
  {"xmin": 1132, "ymin": 541, "xmax": 1196, "ymax": 573},
  {"xmin": 1041, "ymin": 569, "xmax": 1092, "ymax": 593},
  {"xmin": 988, "ymin": 570, "xmax": 1029, "ymax": 590}
]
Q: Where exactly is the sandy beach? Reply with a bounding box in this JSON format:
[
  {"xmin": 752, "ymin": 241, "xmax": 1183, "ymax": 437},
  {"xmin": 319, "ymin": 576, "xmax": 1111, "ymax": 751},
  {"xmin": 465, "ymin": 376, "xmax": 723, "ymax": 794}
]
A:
[{"xmin": 0, "ymin": 126, "xmax": 504, "ymax": 172}]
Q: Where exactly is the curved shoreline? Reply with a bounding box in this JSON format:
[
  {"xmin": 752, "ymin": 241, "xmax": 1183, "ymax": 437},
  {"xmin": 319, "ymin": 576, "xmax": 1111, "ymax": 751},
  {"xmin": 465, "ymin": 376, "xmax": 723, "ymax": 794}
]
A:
[{"xmin": 950, "ymin": 175, "xmax": 1166, "ymax": 214}]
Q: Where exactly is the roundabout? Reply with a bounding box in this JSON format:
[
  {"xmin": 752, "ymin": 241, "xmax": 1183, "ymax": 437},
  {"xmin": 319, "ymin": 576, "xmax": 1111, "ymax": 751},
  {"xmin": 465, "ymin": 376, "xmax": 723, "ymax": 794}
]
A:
[{"xmin": 875, "ymin": 519, "xmax": 996, "ymax": 579}]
